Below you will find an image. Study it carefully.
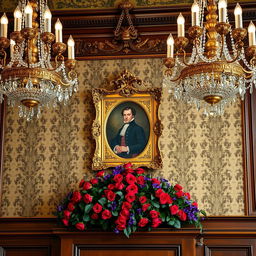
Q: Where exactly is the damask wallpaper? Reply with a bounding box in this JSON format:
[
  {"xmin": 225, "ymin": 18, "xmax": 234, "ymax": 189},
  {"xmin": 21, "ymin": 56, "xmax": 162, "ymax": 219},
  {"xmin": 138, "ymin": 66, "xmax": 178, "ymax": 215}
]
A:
[
  {"xmin": 1, "ymin": 0, "xmax": 254, "ymax": 11},
  {"xmin": 0, "ymin": 58, "xmax": 244, "ymax": 217}
]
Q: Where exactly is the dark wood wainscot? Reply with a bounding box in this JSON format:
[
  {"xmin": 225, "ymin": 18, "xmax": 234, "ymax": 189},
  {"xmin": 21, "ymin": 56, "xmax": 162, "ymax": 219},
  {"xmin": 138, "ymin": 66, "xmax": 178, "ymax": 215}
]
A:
[{"xmin": 0, "ymin": 217, "xmax": 256, "ymax": 256}]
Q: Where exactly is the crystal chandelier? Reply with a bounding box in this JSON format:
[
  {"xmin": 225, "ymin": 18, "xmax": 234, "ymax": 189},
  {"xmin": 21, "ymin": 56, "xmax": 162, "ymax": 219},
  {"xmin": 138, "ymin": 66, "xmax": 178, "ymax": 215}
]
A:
[
  {"xmin": 163, "ymin": 0, "xmax": 256, "ymax": 116},
  {"xmin": 0, "ymin": 0, "xmax": 78, "ymax": 120}
]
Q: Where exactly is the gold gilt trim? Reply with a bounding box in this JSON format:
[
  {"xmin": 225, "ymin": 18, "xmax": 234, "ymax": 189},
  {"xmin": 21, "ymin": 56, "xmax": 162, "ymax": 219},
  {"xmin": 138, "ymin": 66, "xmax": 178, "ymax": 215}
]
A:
[
  {"xmin": 91, "ymin": 70, "xmax": 162, "ymax": 170},
  {"xmin": 1, "ymin": 67, "xmax": 63, "ymax": 85},
  {"xmin": 180, "ymin": 61, "xmax": 244, "ymax": 79}
]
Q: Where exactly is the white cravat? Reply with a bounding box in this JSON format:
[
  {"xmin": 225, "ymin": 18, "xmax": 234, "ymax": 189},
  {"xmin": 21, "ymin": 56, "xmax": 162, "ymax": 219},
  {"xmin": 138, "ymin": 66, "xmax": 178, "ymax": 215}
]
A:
[{"xmin": 119, "ymin": 118, "xmax": 134, "ymax": 136}]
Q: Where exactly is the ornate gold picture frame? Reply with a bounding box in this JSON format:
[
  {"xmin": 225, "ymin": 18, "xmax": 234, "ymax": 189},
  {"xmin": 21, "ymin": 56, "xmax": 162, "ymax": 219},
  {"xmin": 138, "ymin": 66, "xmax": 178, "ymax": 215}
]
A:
[{"xmin": 92, "ymin": 70, "xmax": 162, "ymax": 170}]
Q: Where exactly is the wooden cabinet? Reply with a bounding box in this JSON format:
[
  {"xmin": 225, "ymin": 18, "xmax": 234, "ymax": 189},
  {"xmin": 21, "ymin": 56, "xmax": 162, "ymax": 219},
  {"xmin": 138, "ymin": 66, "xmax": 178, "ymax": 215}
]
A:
[{"xmin": 0, "ymin": 217, "xmax": 256, "ymax": 256}]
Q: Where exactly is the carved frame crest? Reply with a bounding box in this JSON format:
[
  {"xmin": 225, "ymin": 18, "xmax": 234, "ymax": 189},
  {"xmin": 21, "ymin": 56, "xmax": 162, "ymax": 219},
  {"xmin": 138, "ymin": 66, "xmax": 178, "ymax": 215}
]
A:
[{"xmin": 92, "ymin": 70, "xmax": 163, "ymax": 170}]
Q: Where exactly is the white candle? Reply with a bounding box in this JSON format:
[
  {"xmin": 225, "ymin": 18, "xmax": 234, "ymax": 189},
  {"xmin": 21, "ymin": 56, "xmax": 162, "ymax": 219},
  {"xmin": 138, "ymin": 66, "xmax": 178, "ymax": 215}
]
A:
[
  {"xmin": 218, "ymin": 0, "xmax": 227, "ymax": 23},
  {"xmin": 24, "ymin": 2, "xmax": 33, "ymax": 28},
  {"xmin": 248, "ymin": 21, "xmax": 256, "ymax": 46},
  {"xmin": 67, "ymin": 35, "xmax": 75, "ymax": 59},
  {"xmin": 14, "ymin": 6, "xmax": 22, "ymax": 31},
  {"xmin": 177, "ymin": 13, "xmax": 185, "ymax": 37},
  {"xmin": 234, "ymin": 3, "xmax": 243, "ymax": 29},
  {"xmin": 0, "ymin": 13, "xmax": 8, "ymax": 38},
  {"xmin": 55, "ymin": 18, "xmax": 63, "ymax": 42},
  {"xmin": 10, "ymin": 39, "xmax": 15, "ymax": 58},
  {"xmin": 191, "ymin": 1, "xmax": 200, "ymax": 26},
  {"xmin": 167, "ymin": 33, "xmax": 174, "ymax": 58},
  {"xmin": 44, "ymin": 6, "xmax": 52, "ymax": 33}
]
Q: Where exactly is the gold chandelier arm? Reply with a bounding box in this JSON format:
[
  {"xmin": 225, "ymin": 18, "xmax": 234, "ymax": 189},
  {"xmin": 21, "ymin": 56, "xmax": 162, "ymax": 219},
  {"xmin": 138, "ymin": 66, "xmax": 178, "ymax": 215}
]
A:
[
  {"xmin": 180, "ymin": 49, "xmax": 191, "ymax": 67},
  {"xmin": 226, "ymin": 48, "xmax": 241, "ymax": 64},
  {"xmin": 55, "ymin": 54, "xmax": 65, "ymax": 69}
]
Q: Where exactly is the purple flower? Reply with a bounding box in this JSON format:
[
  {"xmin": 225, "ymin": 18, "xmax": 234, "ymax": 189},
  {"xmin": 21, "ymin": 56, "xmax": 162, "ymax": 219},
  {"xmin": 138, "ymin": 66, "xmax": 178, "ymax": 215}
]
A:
[
  {"xmin": 152, "ymin": 183, "xmax": 161, "ymax": 189},
  {"xmin": 136, "ymin": 208, "xmax": 142, "ymax": 214},
  {"xmin": 114, "ymin": 228, "xmax": 120, "ymax": 234},
  {"xmin": 57, "ymin": 205, "xmax": 63, "ymax": 212},
  {"xmin": 113, "ymin": 165, "xmax": 124, "ymax": 175},
  {"xmin": 104, "ymin": 174, "xmax": 112, "ymax": 180},
  {"xmin": 110, "ymin": 201, "xmax": 117, "ymax": 211}
]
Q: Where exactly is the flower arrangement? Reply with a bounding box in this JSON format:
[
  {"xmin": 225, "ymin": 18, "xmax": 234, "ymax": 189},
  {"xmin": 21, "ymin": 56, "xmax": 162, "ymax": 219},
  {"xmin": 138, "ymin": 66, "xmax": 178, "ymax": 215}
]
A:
[{"xmin": 57, "ymin": 163, "xmax": 206, "ymax": 237}]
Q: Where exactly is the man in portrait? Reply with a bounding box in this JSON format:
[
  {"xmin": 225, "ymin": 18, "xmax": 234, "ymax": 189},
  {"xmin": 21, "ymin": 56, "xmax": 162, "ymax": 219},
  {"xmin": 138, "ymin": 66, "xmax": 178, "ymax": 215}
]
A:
[{"xmin": 110, "ymin": 106, "xmax": 146, "ymax": 158}]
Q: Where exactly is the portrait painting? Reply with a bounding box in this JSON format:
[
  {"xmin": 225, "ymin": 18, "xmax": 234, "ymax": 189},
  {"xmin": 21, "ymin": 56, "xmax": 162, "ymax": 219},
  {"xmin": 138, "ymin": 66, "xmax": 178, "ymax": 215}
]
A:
[{"xmin": 92, "ymin": 70, "xmax": 163, "ymax": 170}]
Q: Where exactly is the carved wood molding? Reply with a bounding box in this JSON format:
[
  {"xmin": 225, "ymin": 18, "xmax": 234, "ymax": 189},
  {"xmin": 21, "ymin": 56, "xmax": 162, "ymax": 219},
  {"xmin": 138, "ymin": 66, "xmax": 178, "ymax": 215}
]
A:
[
  {"xmin": 48, "ymin": 2, "xmax": 256, "ymax": 59},
  {"xmin": 243, "ymin": 91, "xmax": 256, "ymax": 216}
]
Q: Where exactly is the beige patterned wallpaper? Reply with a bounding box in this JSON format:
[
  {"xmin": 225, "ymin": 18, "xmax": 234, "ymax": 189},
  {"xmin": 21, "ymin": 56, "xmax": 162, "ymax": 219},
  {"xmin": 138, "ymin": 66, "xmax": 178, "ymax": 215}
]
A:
[{"xmin": 0, "ymin": 58, "xmax": 244, "ymax": 217}]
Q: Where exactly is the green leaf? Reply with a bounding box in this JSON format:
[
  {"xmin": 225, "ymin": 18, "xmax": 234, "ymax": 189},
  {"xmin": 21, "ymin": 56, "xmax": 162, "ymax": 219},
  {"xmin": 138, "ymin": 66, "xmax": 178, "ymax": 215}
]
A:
[
  {"xmin": 200, "ymin": 210, "xmax": 207, "ymax": 216},
  {"xmin": 116, "ymin": 191, "xmax": 123, "ymax": 197},
  {"xmin": 84, "ymin": 203, "xmax": 93, "ymax": 214},
  {"xmin": 168, "ymin": 220, "xmax": 175, "ymax": 226},
  {"xmin": 132, "ymin": 226, "xmax": 137, "ymax": 233},
  {"xmin": 83, "ymin": 215, "xmax": 90, "ymax": 222},
  {"xmin": 98, "ymin": 197, "xmax": 107, "ymax": 205},
  {"xmin": 112, "ymin": 211, "xmax": 118, "ymax": 216},
  {"xmin": 102, "ymin": 221, "xmax": 108, "ymax": 230},
  {"xmin": 151, "ymin": 201, "xmax": 160, "ymax": 208},
  {"xmin": 166, "ymin": 215, "xmax": 171, "ymax": 222},
  {"xmin": 174, "ymin": 219, "xmax": 181, "ymax": 229},
  {"xmin": 124, "ymin": 228, "xmax": 130, "ymax": 238},
  {"xmin": 151, "ymin": 194, "xmax": 155, "ymax": 200},
  {"xmin": 127, "ymin": 226, "xmax": 131, "ymax": 235},
  {"xmin": 160, "ymin": 211, "xmax": 166, "ymax": 221}
]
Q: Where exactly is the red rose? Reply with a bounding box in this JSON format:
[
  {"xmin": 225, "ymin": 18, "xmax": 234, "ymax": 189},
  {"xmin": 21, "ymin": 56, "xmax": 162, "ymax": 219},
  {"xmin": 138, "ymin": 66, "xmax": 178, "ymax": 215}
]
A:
[
  {"xmin": 115, "ymin": 182, "xmax": 125, "ymax": 190},
  {"xmin": 91, "ymin": 213, "xmax": 99, "ymax": 220},
  {"xmin": 126, "ymin": 184, "xmax": 138, "ymax": 194},
  {"xmin": 67, "ymin": 203, "xmax": 75, "ymax": 212},
  {"xmin": 159, "ymin": 193, "xmax": 172, "ymax": 204},
  {"xmin": 83, "ymin": 182, "xmax": 92, "ymax": 190},
  {"xmin": 124, "ymin": 163, "xmax": 132, "ymax": 169},
  {"xmin": 149, "ymin": 210, "xmax": 160, "ymax": 219},
  {"xmin": 125, "ymin": 193, "xmax": 136, "ymax": 203},
  {"xmin": 79, "ymin": 179, "xmax": 85, "ymax": 188},
  {"xmin": 142, "ymin": 203, "xmax": 150, "ymax": 211},
  {"xmin": 122, "ymin": 202, "xmax": 132, "ymax": 210},
  {"xmin": 138, "ymin": 218, "xmax": 149, "ymax": 227},
  {"xmin": 126, "ymin": 173, "xmax": 136, "ymax": 184},
  {"xmin": 192, "ymin": 202, "xmax": 198, "ymax": 207},
  {"xmin": 104, "ymin": 190, "xmax": 116, "ymax": 201},
  {"xmin": 117, "ymin": 224, "xmax": 126, "ymax": 230},
  {"xmin": 62, "ymin": 218, "xmax": 69, "ymax": 226},
  {"xmin": 184, "ymin": 192, "xmax": 191, "ymax": 200},
  {"xmin": 71, "ymin": 191, "xmax": 82, "ymax": 203},
  {"xmin": 170, "ymin": 205, "xmax": 179, "ymax": 215},
  {"xmin": 102, "ymin": 209, "xmax": 112, "ymax": 220},
  {"xmin": 116, "ymin": 215, "xmax": 127, "ymax": 225},
  {"xmin": 120, "ymin": 209, "xmax": 130, "ymax": 218},
  {"xmin": 108, "ymin": 184, "xmax": 115, "ymax": 190},
  {"xmin": 137, "ymin": 176, "xmax": 145, "ymax": 185},
  {"xmin": 96, "ymin": 170, "xmax": 104, "ymax": 177},
  {"xmin": 63, "ymin": 210, "xmax": 71, "ymax": 219},
  {"xmin": 155, "ymin": 189, "xmax": 164, "ymax": 198},
  {"xmin": 139, "ymin": 196, "xmax": 147, "ymax": 204},
  {"xmin": 75, "ymin": 222, "xmax": 85, "ymax": 230},
  {"xmin": 178, "ymin": 210, "xmax": 187, "ymax": 221},
  {"xmin": 176, "ymin": 191, "xmax": 183, "ymax": 198},
  {"xmin": 93, "ymin": 203, "xmax": 102, "ymax": 213},
  {"xmin": 83, "ymin": 194, "xmax": 93, "ymax": 204},
  {"xmin": 113, "ymin": 174, "xmax": 123, "ymax": 183},
  {"xmin": 136, "ymin": 168, "xmax": 145, "ymax": 174},
  {"xmin": 174, "ymin": 184, "xmax": 183, "ymax": 191},
  {"xmin": 152, "ymin": 218, "xmax": 162, "ymax": 228},
  {"xmin": 126, "ymin": 168, "xmax": 135, "ymax": 173},
  {"xmin": 90, "ymin": 178, "xmax": 98, "ymax": 185},
  {"xmin": 151, "ymin": 178, "xmax": 160, "ymax": 185}
]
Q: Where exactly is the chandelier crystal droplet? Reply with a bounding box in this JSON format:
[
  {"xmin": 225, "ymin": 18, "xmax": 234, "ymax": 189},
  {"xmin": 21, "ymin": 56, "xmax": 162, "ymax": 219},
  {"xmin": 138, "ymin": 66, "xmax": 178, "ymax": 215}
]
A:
[
  {"xmin": 0, "ymin": 0, "xmax": 78, "ymax": 121},
  {"xmin": 163, "ymin": 0, "xmax": 256, "ymax": 116}
]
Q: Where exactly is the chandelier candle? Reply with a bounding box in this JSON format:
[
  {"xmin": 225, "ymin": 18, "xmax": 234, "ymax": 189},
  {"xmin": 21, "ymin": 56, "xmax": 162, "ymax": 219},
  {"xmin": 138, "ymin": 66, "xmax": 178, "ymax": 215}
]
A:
[
  {"xmin": 24, "ymin": 2, "xmax": 33, "ymax": 28},
  {"xmin": 14, "ymin": 7, "xmax": 22, "ymax": 32},
  {"xmin": 167, "ymin": 33, "xmax": 174, "ymax": 58},
  {"xmin": 218, "ymin": 0, "xmax": 227, "ymax": 23},
  {"xmin": 191, "ymin": 1, "xmax": 200, "ymax": 27},
  {"xmin": 68, "ymin": 35, "xmax": 75, "ymax": 59},
  {"xmin": 177, "ymin": 13, "xmax": 185, "ymax": 37},
  {"xmin": 248, "ymin": 22, "xmax": 256, "ymax": 46},
  {"xmin": 234, "ymin": 3, "xmax": 243, "ymax": 29},
  {"xmin": 164, "ymin": 0, "xmax": 256, "ymax": 116},
  {"xmin": 44, "ymin": 7, "xmax": 52, "ymax": 33},
  {"xmin": 55, "ymin": 18, "xmax": 63, "ymax": 42},
  {"xmin": 0, "ymin": 0, "xmax": 78, "ymax": 120},
  {"xmin": 0, "ymin": 13, "xmax": 8, "ymax": 38}
]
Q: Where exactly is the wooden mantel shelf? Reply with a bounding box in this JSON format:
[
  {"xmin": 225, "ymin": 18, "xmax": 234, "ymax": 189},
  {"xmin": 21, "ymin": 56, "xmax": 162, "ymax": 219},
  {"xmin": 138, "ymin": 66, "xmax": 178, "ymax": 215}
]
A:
[{"xmin": 0, "ymin": 217, "xmax": 256, "ymax": 256}]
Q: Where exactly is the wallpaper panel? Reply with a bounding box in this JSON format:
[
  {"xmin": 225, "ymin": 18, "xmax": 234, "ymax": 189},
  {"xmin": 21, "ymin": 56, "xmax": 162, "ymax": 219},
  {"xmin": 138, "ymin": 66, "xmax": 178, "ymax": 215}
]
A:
[{"xmin": 0, "ymin": 58, "xmax": 244, "ymax": 217}]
